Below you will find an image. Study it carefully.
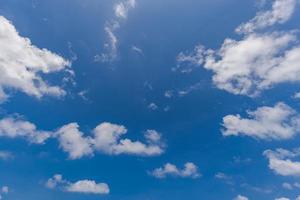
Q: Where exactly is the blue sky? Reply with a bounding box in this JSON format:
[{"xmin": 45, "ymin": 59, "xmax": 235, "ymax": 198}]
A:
[{"xmin": 0, "ymin": 0, "xmax": 300, "ymax": 200}]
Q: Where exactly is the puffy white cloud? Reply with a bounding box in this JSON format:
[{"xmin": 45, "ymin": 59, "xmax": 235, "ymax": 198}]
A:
[
  {"xmin": 66, "ymin": 180, "xmax": 109, "ymax": 194},
  {"xmin": 176, "ymin": 0, "xmax": 300, "ymax": 97},
  {"xmin": 0, "ymin": 117, "xmax": 51, "ymax": 144},
  {"xmin": 56, "ymin": 123, "xmax": 93, "ymax": 160},
  {"xmin": 283, "ymin": 182, "xmax": 294, "ymax": 190},
  {"xmin": 222, "ymin": 103, "xmax": 300, "ymax": 140},
  {"xmin": 0, "ymin": 16, "xmax": 71, "ymax": 102},
  {"xmin": 234, "ymin": 195, "xmax": 249, "ymax": 200},
  {"xmin": 275, "ymin": 198, "xmax": 290, "ymax": 200},
  {"xmin": 236, "ymin": 0, "xmax": 298, "ymax": 34},
  {"xmin": 46, "ymin": 174, "xmax": 109, "ymax": 195},
  {"xmin": 0, "ymin": 116, "xmax": 164, "ymax": 159},
  {"xmin": 150, "ymin": 162, "xmax": 200, "ymax": 179},
  {"xmin": 148, "ymin": 103, "xmax": 158, "ymax": 110},
  {"xmin": 264, "ymin": 148, "xmax": 300, "ymax": 176},
  {"xmin": 93, "ymin": 122, "xmax": 164, "ymax": 156}
]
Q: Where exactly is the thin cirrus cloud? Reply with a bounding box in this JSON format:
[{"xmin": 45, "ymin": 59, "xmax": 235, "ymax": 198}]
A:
[
  {"xmin": 264, "ymin": 148, "xmax": 300, "ymax": 176},
  {"xmin": 176, "ymin": 0, "xmax": 300, "ymax": 97},
  {"xmin": 150, "ymin": 162, "xmax": 201, "ymax": 179},
  {"xmin": 0, "ymin": 116, "xmax": 164, "ymax": 159},
  {"xmin": 0, "ymin": 16, "xmax": 72, "ymax": 102},
  {"xmin": 96, "ymin": 0, "xmax": 136, "ymax": 62},
  {"xmin": 46, "ymin": 174, "xmax": 109, "ymax": 195},
  {"xmin": 222, "ymin": 102, "xmax": 300, "ymax": 140}
]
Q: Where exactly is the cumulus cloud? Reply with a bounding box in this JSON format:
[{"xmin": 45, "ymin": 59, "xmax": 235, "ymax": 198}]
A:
[
  {"xmin": 0, "ymin": 116, "xmax": 164, "ymax": 159},
  {"xmin": 222, "ymin": 102, "xmax": 300, "ymax": 140},
  {"xmin": 93, "ymin": 122, "xmax": 164, "ymax": 156},
  {"xmin": 264, "ymin": 148, "xmax": 300, "ymax": 176},
  {"xmin": 56, "ymin": 123, "xmax": 94, "ymax": 160},
  {"xmin": 234, "ymin": 195, "xmax": 249, "ymax": 200},
  {"xmin": 275, "ymin": 198, "xmax": 290, "ymax": 200},
  {"xmin": 150, "ymin": 162, "xmax": 200, "ymax": 179},
  {"xmin": 0, "ymin": 117, "xmax": 51, "ymax": 144},
  {"xmin": 236, "ymin": 0, "xmax": 298, "ymax": 34},
  {"xmin": 176, "ymin": 0, "xmax": 300, "ymax": 97},
  {"xmin": 98, "ymin": 0, "xmax": 136, "ymax": 62},
  {"xmin": 46, "ymin": 174, "xmax": 109, "ymax": 195},
  {"xmin": 0, "ymin": 16, "xmax": 71, "ymax": 102}
]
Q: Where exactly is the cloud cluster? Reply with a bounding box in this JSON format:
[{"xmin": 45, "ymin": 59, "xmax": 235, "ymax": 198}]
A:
[
  {"xmin": 222, "ymin": 102, "xmax": 300, "ymax": 140},
  {"xmin": 46, "ymin": 174, "xmax": 109, "ymax": 195},
  {"xmin": 264, "ymin": 148, "xmax": 300, "ymax": 176},
  {"xmin": 176, "ymin": 0, "xmax": 300, "ymax": 96},
  {"xmin": 0, "ymin": 16, "xmax": 71, "ymax": 102},
  {"xmin": 150, "ymin": 162, "xmax": 200, "ymax": 179},
  {"xmin": 98, "ymin": 0, "xmax": 136, "ymax": 62},
  {"xmin": 0, "ymin": 117, "xmax": 164, "ymax": 159}
]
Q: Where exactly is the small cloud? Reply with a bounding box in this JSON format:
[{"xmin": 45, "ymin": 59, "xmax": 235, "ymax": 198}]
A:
[{"xmin": 148, "ymin": 103, "xmax": 158, "ymax": 111}]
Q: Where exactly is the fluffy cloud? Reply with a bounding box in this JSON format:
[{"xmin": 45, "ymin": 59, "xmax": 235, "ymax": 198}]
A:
[
  {"xmin": 0, "ymin": 116, "xmax": 164, "ymax": 159},
  {"xmin": 0, "ymin": 16, "xmax": 71, "ymax": 102},
  {"xmin": 98, "ymin": 0, "xmax": 136, "ymax": 62},
  {"xmin": 150, "ymin": 162, "xmax": 200, "ymax": 179},
  {"xmin": 93, "ymin": 123, "xmax": 164, "ymax": 156},
  {"xmin": 176, "ymin": 0, "xmax": 300, "ymax": 97},
  {"xmin": 0, "ymin": 117, "xmax": 51, "ymax": 144},
  {"xmin": 264, "ymin": 148, "xmax": 300, "ymax": 176},
  {"xmin": 236, "ymin": 0, "xmax": 298, "ymax": 34},
  {"xmin": 222, "ymin": 103, "xmax": 300, "ymax": 140},
  {"xmin": 66, "ymin": 180, "xmax": 109, "ymax": 194},
  {"xmin": 275, "ymin": 198, "xmax": 290, "ymax": 200},
  {"xmin": 46, "ymin": 174, "xmax": 109, "ymax": 195},
  {"xmin": 56, "ymin": 123, "xmax": 93, "ymax": 160},
  {"xmin": 234, "ymin": 195, "xmax": 249, "ymax": 200}
]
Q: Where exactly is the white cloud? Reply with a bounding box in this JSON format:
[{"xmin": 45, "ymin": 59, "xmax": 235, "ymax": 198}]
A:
[
  {"xmin": 114, "ymin": 0, "xmax": 136, "ymax": 19},
  {"xmin": 264, "ymin": 148, "xmax": 300, "ymax": 176},
  {"xmin": 176, "ymin": 0, "xmax": 300, "ymax": 97},
  {"xmin": 1, "ymin": 187, "xmax": 8, "ymax": 194},
  {"xmin": 234, "ymin": 195, "xmax": 249, "ymax": 200},
  {"xmin": 236, "ymin": 0, "xmax": 298, "ymax": 34},
  {"xmin": 46, "ymin": 174, "xmax": 109, "ymax": 195},
  {"xmin": 66, "ymin": 180, "xmax": 109, "ymax": 194},
  {"xmin": 150, "ymin": 162, "xmax": 200, "ymax": 179},
  {"xmin": 0, "ymin": 16, "xmax": 71, "ymax": 102},
  {"xmin": 0, "ymin": 116, "xmax": 164, "ymax": 159},
  {"xmin": 0, "ymin": 117, "xmax": 51, "ymax": 144},
  {"xmin": 275, "ymin": 198, "xmax": 290, "ymax": 200},
  {"xmin": 98, "ymin": 0, "xmax": 137, "ymax": 62},
  {"xmin": 222, "ymin": 102, "xmax": 300, "ymax": 140},
  {"xmin": 93, "ymin": 122, "xmax": 164, "ymax": 156},
  {"xmin": 55, "ymin": 123, "xmax": 94, "ymax": 160}
]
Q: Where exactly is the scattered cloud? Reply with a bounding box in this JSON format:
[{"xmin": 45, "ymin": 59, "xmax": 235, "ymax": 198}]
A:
[
  {"xmin": 275, "ymin": 198, "xmax": 290, "ymax": 200},
  {"xmin": 46, "ymin": 174, "xmax": 109, "ymax": 195},
  {"xmin": 215, "ymin": 172, "xmax": 234, "ymax": 185},
  {"xmin": 236, "ymin": 0, "xmax": 298, "ymax": 34},
  {"xmin": 150, "ymin": 162, "xmax": 200, "ymax": 179},
  {"xmin": 176, "ymin": 0, "xmax": 300, "ymax": 97},
  {"xmin": 131, "ymin": 45, "xmax": 143, "ymax": 55},
  {"xmin": 0, "ymin": 186, "xmax": 9, "ymax": 199},
  {"xmin": 264, "ymin": 148, "xmax": 300, "ymax": 176},
  {"xmin": 0, "ymin": 116, "xmax": 164, "ymax": 159},
  {"xmin": 222, "ymin": 102, "xmax": 300, "ymax": 140},
  {"xmin": 0, "ymin": 16, "xmax": 71, "ymax": 102}
]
